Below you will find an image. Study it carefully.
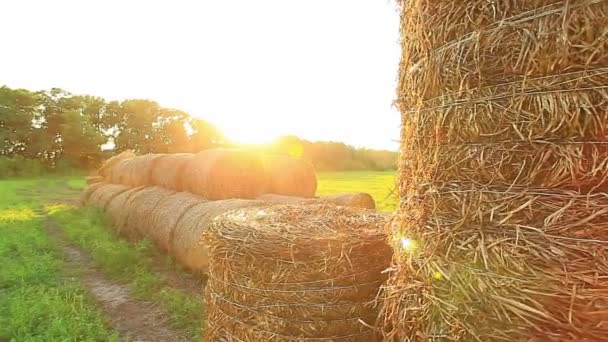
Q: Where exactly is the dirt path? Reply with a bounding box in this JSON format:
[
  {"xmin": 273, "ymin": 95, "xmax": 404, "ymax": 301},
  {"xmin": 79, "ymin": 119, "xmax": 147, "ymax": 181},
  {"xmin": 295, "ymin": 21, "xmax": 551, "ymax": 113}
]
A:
[{"xmin": 45, "ymin": 217, "xmax": 188, "ymax": 342}]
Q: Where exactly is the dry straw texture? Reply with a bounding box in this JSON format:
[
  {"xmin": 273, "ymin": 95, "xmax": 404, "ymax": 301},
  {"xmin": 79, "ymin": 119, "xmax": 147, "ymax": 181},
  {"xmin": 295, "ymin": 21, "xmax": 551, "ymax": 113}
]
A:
[
  {"xmin": 124, "ymin": 186, "xmax": 175, "ymax": 239},
  {"xmin": 320, "ymin": 193, "xmax": 376, "ymax": 210},
  {"xmin": 172, "ymin": 199, "xmax": 263, "ymax": 272},
  {"xmin": 119, "ymin": 154, "xmax": 162, "ymax": 187},
  {"xmin": 383, "ymin": 0, "xmax": 608, "ymax": 340},
  {"xmin": 98, "ymin": 150, "xmax": 136, "ymax": 179},
  {"xmin": 256, "ymin": 194, "xmax": 317, "ymax": 205},
  {"xmin": 147, "ymin": 192, "xmax": 206, "ymax": 252},
  {"xmin": 203, "ymin": 204, "xmax": 392, "ymax": 341},
  {"xmin": 106, "ymin": 186, "xmax": 145, "ymax": 236},
  {"xmin": 262, "ymin": 155, "xmax": 317, "ymax": 198},
  {"xmin": 150, "ymin": 153, "xmax": 194, "ymax": 191},
  {"xmin": 182, "ymin": 149, "xmax": 268, "ymax": 200},
  {"xmin": 88, "ymin": 183, "xmax": 130, "ymax": 210},
  {"xmin": 80, "ymin": 182, "xmax": 106, "ymax": 205},
  {"xmin": 85, "ymin": 176, "xmax": 104, "ymax": 185}
]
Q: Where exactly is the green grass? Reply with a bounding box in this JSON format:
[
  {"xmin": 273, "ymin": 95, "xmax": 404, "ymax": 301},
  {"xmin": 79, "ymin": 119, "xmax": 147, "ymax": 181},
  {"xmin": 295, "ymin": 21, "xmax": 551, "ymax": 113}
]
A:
[
  {"xmin": 0, "ymin": 179, "xmax": 117, "ymax": 341},
  {"xmin": 318, "ymin": 171, "xmax": 398, "ymax": 212},
  {"xmin": 49, "ymin": 205, "xmax": 204, "ymax": 340}
]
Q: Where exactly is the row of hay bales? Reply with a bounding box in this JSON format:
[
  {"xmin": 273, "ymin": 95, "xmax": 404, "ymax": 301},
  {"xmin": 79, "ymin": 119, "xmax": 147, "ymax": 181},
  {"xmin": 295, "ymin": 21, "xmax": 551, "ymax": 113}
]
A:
[
  {"xmin": 81, "ymin": 182, "xmax": 391, "ymax": 340},
  {"xmin": 96, "ymin": 149, "xmax": 319, "ymax": 200}
]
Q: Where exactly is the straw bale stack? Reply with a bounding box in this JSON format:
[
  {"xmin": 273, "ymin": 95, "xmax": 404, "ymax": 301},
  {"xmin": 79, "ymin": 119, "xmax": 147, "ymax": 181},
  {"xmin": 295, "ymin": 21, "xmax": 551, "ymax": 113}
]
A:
[
  {"xmin": 203, "ymin": 204, "xmax": 391, "ymax": 341},
  {"xmin": 80, "ymin": 182, "xmax": 106, "ymax": 205},
  {"xmin": 147, "ymin": 192, "xmax": 206, "ymax": 252},
  {"xmin": 182, "ymin": 149, "xmax": 268, "ymax": 200},
  {"xmin": 262, "ymin": 155, "xmax": 317, "ymax": 197},
  {"xmin": 320, "ymin": 193, "xmax": 375, "ymax": 209},
  {"xmin": 172, "ymin": 199, "xmax": 263, "ymax": 272},
  {"xmin": 119, "ymin": 154, "xmax": 162, "ymax": 187},
  {"xmin": 98, "ymin": 149, "xmax": 136, "ymax": 179},
  {"xmin": 123, "ymin": 186, "xmax": 175, "ymax": 239},
  {"xmin": 150, "ymin": 153, "xmax": 194, "ymax": 191},
  {"xmin": 86, "ymin": 176, "xmax": 104, "ymax": 185},
  {"xmin": 106, "ymin": 186, "xmax": 145, "ymax": 236},
  {"xmin": 383, "ymin": 1, "xmax": 608, "ymax": 340},
  {"xmin": 88, "ymin": 183, "xmax": 130, "ymax": 210}
]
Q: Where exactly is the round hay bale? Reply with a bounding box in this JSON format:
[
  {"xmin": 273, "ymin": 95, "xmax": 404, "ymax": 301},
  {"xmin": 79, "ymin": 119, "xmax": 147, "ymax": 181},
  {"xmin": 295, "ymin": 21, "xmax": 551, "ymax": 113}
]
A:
[
  {"xmin": 262, "ymin": 155, "xmax": 317, "ymax": 197},
  {"xmin": 80, "ymin": 182, "xmax": 106, "ymax": 205},
  {"xmin": 147, "ymin": 192, "xmax": 207, "ymax": 252},
  {"xmin": 320, "ymin": 193, "xmax": 375, "ymax": 209},
  {"xmin": 105, "ymin": 186, "xmax": 146, "ymax": 236},
  {"xmin": 85, "ymin": 176, "xmax": 104, "ymax": 185},
  {"xmin": 99, "ymin": 149, "xmax": 136, "ymax": 179},
  {"xmin": 203, "ymin": 204, "xmax": 391, "ymax": 341},
  {"xmin": 123, "ymin": 186, "xmax": 175, "ymax": 240},
  {"xmin": 121, "ymin": 154, "xmax": 162, "ymax": 187},
  {"xmin": 172, "ymin": 199, "xmax": 263, "ymax": 272},
  {"xmin": 150, "ymin": 153, "xmax": 194, "ymax": 191},
  {"xmin": 88, "ymin": 183, "xmax": 130, "ymax": 210},
  {"xmin": 256, "ymin": 193, "xmax": 316, "ymax": 205},
  {"xmin": 109, "ymin": 158, "xmax": 131, "ymax": 184},
  {"xmin": 383, "ymin": 1, "xmax": 608, "ymax": 340},
  {"xmin": 182, "ymin": 148, "xmax": 268, "ymax": 200}
]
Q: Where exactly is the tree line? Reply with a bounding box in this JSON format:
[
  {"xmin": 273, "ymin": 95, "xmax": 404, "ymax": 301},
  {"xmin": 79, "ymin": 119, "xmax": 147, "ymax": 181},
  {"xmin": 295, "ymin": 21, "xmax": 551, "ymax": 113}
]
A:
[{"xmin": 1, "ymin": 85, "xmax": 396, "ymax": 177}]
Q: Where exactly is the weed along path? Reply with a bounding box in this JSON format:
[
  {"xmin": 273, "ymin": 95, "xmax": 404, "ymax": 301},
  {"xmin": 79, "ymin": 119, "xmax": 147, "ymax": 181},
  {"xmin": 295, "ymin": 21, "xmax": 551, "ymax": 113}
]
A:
[{"xmin": 44, "ymin": 216, "xmax": 187, "ymax": 342}]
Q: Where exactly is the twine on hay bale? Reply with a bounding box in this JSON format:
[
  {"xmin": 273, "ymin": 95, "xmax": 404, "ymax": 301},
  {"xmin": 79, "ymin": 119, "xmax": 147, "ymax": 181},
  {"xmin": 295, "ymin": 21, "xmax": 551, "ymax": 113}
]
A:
[
  {"xmin": 203, "ymin": 204, "xmax": 392, "ymax": 341},
  {"xmin": 80, "ymin": 182, "xmax": 106, "ymax": 205},
  {"xmin": 106, "ymin": 186, "xmax": 145, "ymax": 236},
  {"xmin": 383, "ymin": 0, "xmax": 608, "ymax": 340},
  {"xmin": 172, "ymin": 199, "xmax": 263, "ymax": 272},
  {"xmin": 182, "ymin": 148, "xmax": 268, "ymax": 200},
  {"xmin": 150, "ymin": 153, "xmax": 194, "ymax": 191},
  {"xmin": 98, "ymin": 149, "xmax": 136, "ymax": 179},
  {"xmin": 262, "ymin": 155, "xmax": 317, "ymax": 198},
  {"xmin": 123, "ymin": 186, "xmax": 175, "ymax": 240},
  {"xmin": 147, "ymin": 191, "xmax": 207, "ymax": 252},
  {"xmin": 87, "ymin": 183, "xmax": 130, "ymax": 210}
]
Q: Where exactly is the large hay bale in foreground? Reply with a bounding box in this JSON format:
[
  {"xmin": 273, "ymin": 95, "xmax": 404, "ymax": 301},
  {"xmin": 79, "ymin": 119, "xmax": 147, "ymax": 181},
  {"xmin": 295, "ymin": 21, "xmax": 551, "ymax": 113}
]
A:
[
  {"xmin": 98, "ymin": 150, "xmax": 136, "ymax": 179},
  {"xmin": 123, "ymin": 186, "xmax": 175, "ymax": 239},
  {"xmin": 106, "ymin": 186, "xmax": 145, "ymax": 236},
  {"xmin": 203, "ymin": 205, "xmax": 391, "ymax": 341},
  {"xmin": 182, "ymin": 149, "xmax": 268, "ymax": 200},
  {"xmin": 172, "ymin": 199, "xmax": 263, "ymax": 272},
  {"xmin": 383, "ymin": 1, "xmax": 608, "ymax": 340},
  {"xmin": 150, "ymin": 153, "xmax": 194, "ymax": 192},
  {"xmin": 119, "ymin": 154, "xmax": 162, "ymax": 187},
  {"xmin": 262, "ymin": 155, "xmax": 317, "ymax": 197},
  {"xmin": 147, "ymin": 192, "xmax": 206, "ymax": 252},
  {"xmin": 80, "ymin": 182, "xmax": 106, "ymax": 205},
  {"xmin": 88, "ymin": 183, "xmax": 130, "ymax": 210}
]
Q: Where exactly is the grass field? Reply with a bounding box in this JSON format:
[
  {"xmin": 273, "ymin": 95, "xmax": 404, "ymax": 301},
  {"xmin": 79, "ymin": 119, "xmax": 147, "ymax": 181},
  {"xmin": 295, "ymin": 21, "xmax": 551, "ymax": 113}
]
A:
[{"xmin": 0, "ymin": 171, "xmax": 396, "ymax": 340}]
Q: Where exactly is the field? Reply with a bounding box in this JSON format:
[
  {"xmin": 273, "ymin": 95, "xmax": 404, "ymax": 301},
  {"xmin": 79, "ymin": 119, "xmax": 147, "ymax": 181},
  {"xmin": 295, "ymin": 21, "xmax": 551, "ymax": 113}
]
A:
[{"xmin": 0, "ymin": 171, "xmax": 396, "ymax": 340}]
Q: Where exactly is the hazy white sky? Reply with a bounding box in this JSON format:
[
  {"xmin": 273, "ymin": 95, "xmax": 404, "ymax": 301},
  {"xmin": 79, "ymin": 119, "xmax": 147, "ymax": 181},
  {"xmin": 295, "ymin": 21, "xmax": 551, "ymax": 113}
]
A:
[{"xmin": 1, "ymin": 0, "xmax": 401, "ymax": 150}]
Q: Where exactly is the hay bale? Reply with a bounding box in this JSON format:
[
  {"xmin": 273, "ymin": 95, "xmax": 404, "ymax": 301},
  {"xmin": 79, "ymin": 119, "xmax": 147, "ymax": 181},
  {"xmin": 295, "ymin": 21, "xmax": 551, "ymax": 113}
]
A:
[
  {"xmin": 320, "ymin": 193, "xmax": 375, "ymax": 209},
  {"xmin": 150, "ymin": 153, "xmax": 194, "ymax": 191},
  {"xmin": 172, "ymin": 199, "xmax": 263, "ymax": 272},
  {"xmin": 182, "ymin": 148, "xmax": 268, "ymax": 200},
  {"xmin": 80, "ymin": 182, "xmax": 106, "ymax": 205},
  {"xmin": 105, "ymin": 186, "xmax": 145, "ymax": 236},
  {"xmin": 98, "ymin": 149, "xmax": 136, "ymax": 179},
  {"xmin": 87, "ymin": 183, "xmax": 130, "ymax": 210},
  {"xmin": 123, "ymin": 186, "xmax": 175, "ymax": 239},
  {"xmin": 383, "ymin": 1, "xmax": 608, "ymax": 340},
  {"xmin": 109, "ymin": 158, "xmax": 130, "ymax": 184},
  {"xmin": 147, "ymin": 192, "xmax": 207, "ymax": 252},
  {"xmin": 203, "ymin": 204, "xmax": 391, "ymax": 341},
  {"xmin": 262, "ymin": 155, "xmax": 317, "ymax": 197},
  {"xmin": 85, "ymin": 175, "xmax": 104, "ymax": 185},
  {"xmin": 256, "ymin": 193, "xmax": 316, "ymax": 205},
  {"xmin": 120, "ymin": 154, "xmax": 162, "ymax": 187}
]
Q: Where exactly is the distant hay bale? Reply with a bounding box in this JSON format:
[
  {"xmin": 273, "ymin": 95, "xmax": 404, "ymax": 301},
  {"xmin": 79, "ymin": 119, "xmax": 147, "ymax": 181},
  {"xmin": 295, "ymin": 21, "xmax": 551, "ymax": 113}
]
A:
[
  {"xmin": 382, "ymin": 1, "xmax": 608, "ymax": 340},
  {"xmin": 256, "ymin": 193, "xmax": 316, "ymax": 205},
  {"xmin": 80, "ymin": 182, "xmax": 106, "ymax": 205},
  {"xmin": 147, "ymin": 192, "xmax": 207, "ymax": 252},
  {"xmin": 182, "ymin": 149, "xmax": 268, "ymax": 200},
  {"xmin": 120, "ymin": 154, "xmax": 162, "ymax": 187},
  {"xmin": 123, "ymin": 186, "xmax": 175, "ymax": 240},
  {"xmin": 172, "ymin": 199, "xmax": 263, "ymax": 272},
  {"xmin": 150, "ymin": 153, "xmax": 194, "ymax": 191},
  {"xmin": 320, "ymin": 193, "xmax": 375, "ymax": 209},
  {"xmin": 86, "ymin": 176, "xmax": 104, "ymax": 185},
  {"xmin": 87, "ymin": 183, "xmax": 130, "ymax": 210},
  {"xmin": 203, "ymin": 204, "xmax": 391, "ymax": 341},
  {"xmin": 98, "ymin": 150, "xmax": 136, "ymax": 179},
  {"xmin": 106, "ymin": 186, "xmax": 145, "ymax": 236},
  {"xmin": 109, "ymin": 158, "xmax": 130, "ymax": 184},
  {"xmin": 262, "ymin": 155, "xmax": 317, "ymax": 197}
]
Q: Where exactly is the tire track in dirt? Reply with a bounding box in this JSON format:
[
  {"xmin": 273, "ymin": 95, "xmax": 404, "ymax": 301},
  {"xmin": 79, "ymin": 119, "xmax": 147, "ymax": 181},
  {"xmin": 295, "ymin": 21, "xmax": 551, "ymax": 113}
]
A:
[{"xmin": 45, "ymin": 216, "xmax": 189, "ymax": 342}]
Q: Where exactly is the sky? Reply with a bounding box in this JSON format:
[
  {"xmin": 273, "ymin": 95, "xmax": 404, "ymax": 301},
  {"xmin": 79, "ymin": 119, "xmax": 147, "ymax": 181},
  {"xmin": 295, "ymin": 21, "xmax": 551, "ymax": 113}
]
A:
[{"xmin": 1, "ymin": 0, "xmax": 401, "ymax": 150}]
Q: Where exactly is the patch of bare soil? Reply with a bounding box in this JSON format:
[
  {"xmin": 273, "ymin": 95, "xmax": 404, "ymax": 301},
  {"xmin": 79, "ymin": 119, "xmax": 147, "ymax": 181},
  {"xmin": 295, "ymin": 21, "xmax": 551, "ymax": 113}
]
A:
[{"xmin": 45, "ymin": 217, "xmax": 188, "ymax": 342}]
